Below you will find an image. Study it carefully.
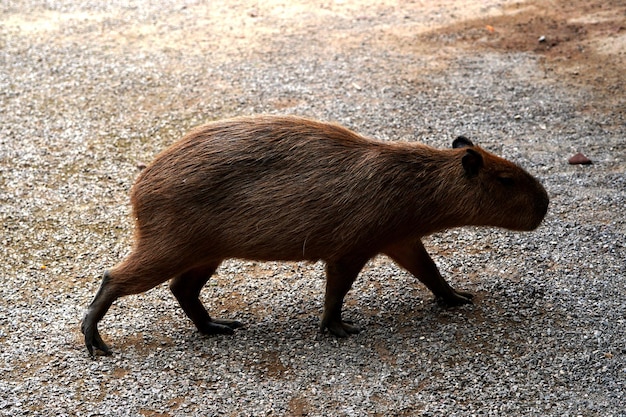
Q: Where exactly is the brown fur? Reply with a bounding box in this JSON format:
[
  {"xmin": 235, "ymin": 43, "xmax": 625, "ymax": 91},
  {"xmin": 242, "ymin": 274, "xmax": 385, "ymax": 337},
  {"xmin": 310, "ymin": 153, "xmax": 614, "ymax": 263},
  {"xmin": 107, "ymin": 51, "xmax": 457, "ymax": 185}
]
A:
[{"xmin": 82, "ymin": 115, "xmax": 549, "ymax": 355}]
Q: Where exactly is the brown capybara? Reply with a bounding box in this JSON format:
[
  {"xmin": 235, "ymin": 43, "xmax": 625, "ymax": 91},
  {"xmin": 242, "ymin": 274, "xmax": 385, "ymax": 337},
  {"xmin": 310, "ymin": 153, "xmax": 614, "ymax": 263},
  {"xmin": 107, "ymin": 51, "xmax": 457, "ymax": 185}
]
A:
[{"xmin": 82, "ymin": 115, "xmax": 549, "ymax": 355}]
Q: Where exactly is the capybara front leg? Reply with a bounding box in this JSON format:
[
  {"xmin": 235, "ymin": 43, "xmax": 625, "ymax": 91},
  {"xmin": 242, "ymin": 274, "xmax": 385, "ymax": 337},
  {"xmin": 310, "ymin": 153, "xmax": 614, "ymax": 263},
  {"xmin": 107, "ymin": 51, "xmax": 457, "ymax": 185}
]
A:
[
  {"xmin": 320, "ymin": 256, "xmax": 369, "ymax": 337},
  {"xmin": 384, "ymin": 240, "xmax": 473, "ymax": 306},
  {"xmin": 82, "ymin": 271, "xmax": 116, "ymax": 356},
  {"xmin": 169, "ymin": 263, "xmax": 242, "ymax": 335}
]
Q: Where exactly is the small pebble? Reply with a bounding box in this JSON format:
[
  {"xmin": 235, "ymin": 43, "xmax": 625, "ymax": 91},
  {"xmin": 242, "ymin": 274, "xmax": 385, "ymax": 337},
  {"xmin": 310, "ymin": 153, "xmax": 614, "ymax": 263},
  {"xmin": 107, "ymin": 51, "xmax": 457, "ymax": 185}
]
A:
[{"xmin": 568, "ymin": 152, "xmax": 592, "ymax": 165}]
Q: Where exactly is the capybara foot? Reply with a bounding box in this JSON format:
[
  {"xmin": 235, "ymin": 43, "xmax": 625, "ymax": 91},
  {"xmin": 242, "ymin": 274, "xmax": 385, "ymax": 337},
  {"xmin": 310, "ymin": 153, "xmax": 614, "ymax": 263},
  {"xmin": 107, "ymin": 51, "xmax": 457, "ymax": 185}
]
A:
[
  {"xmin": 320, "ymin": 319, "xmax": 361, "ymax": 338},
  {"xmin": 436, "ymin": 290, "xmax": 474, "ymax": 307},
  {"xmin": 81, "ymin": 321, "xmax": 112, "ymax": 357},
  {"xmin": 198, "ymin": 319, "xmax": 243, "ymax": 335},
  {"xmin": 212, "ymin": 318, "xmax": 243, "ymax": 329}
]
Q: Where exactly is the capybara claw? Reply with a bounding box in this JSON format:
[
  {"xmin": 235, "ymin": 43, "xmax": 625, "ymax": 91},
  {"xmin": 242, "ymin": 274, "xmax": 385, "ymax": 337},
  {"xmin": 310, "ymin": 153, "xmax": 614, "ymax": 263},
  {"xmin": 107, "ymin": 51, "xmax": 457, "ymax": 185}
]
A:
[
  {"xmin": 212, "ymin": 318, "xmax": 244, "ymax": 329},
  {"xmin": 198, "ymin": 320, "xmax": 241, "ymax": 335},
  {"xmin": 321, "ymin": 320, "xmax": 361, "ymax": 338},
  {"xmin": 436, "ymin": 290, "xmax": 474, "ymax": 307},
  {"xmin": 82, "ymin": 322, "xmax": 112, "ymax": 357},
  {"xmin": 456, "ymin": 290, "xmax": 474, "ymax": 300}
]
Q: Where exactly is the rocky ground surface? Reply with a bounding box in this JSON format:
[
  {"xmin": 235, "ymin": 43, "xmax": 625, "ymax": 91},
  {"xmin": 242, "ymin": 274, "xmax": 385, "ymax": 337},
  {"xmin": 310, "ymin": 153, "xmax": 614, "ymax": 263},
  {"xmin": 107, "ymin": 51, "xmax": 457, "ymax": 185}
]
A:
[{"xmin": 1, "ymin": 0, "xmax": 625, "ymax": 415}]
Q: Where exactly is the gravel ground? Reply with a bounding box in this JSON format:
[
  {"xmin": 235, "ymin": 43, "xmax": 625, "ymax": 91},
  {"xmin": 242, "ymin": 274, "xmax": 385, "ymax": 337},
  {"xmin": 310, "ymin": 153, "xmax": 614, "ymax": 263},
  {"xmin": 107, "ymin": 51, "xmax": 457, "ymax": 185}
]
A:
[{"xmin": 1, "ymin": 0, "xmax": 625, "ymax": 416}]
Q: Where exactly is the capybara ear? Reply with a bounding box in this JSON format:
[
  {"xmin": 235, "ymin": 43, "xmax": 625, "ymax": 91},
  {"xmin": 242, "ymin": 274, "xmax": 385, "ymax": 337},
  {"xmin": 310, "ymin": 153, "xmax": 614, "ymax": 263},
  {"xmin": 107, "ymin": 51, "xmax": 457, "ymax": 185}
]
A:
[
  {"xmin": 452, "ymin": 136, "xmax": 474, "ymax": 149},
  {"xmin": 461, "ymin": 148, "xmax": 483, "ymax": 177}
]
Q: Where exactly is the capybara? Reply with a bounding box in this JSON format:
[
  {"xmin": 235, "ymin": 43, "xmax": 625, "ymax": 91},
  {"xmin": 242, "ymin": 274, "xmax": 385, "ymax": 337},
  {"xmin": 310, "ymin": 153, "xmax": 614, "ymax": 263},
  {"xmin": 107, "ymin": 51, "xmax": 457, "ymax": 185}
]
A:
[{"xmin": 82, "ymin": 115, "xmax": 549, "ymax": 355}]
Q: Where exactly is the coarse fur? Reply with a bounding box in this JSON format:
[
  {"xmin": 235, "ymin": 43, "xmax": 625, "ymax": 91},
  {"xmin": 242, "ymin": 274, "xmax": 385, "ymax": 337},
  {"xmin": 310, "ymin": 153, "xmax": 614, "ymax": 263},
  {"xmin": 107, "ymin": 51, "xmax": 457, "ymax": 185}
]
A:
[{"xmin": 82, "ymin": 115, "xmax": 549, "ymax": 356}]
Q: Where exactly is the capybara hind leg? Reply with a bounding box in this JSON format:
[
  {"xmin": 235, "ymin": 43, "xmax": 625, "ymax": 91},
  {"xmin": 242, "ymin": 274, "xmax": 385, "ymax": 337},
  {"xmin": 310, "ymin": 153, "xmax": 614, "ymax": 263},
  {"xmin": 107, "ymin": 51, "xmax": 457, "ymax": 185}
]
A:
[
  {"xmin": 384, "ymin": 240, "xmax": 473, "ymax": 306},
  {"xmin": 82, "ymin": 270, "xmax": 116, "ymax": 356},
  {"xmin": 320, "ymin": 256, "xmax": 369, "ymax": 337},
  {"xmin": 82, "ymin": 251, "xmax": 186, "ymax": 356},
  {"xmin": 170, "ymin": 263, "xmax": 243, "ymax": 335}
]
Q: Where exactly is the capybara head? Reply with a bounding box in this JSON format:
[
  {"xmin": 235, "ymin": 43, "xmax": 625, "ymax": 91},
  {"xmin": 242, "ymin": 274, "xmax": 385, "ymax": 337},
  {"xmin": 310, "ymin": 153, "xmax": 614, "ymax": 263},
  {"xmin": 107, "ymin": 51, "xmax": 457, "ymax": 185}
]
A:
[{"xmin": 451, "ymin": 136, "xmax": 549, "ymax": 231}]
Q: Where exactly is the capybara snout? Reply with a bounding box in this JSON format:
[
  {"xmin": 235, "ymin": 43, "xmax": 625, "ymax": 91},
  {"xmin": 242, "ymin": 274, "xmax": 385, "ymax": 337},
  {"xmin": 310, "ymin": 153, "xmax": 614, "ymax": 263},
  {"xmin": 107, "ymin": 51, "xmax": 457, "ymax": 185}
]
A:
[
  {"xmin": 82, "ymin": 115, "xmax": 549, "ymax": 355},
  {"xmin": 452, "ymin": 135, "xmax": 549, "ymax": 231}
]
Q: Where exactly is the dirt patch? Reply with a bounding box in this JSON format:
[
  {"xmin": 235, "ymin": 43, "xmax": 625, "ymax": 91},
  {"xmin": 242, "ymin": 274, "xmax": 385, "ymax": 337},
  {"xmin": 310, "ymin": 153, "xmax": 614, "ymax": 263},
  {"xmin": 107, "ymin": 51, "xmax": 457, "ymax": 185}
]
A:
[
  {"xmin": 243, "ymin": 349, "xmax": 292, "ymax": 379},
  {"xmin": 288, "ymin": 396, "xmax": 311, "ymax": 416},
  {"xmin": 421, "ymin": 0, "xmax": 626, "ymax": 101}
]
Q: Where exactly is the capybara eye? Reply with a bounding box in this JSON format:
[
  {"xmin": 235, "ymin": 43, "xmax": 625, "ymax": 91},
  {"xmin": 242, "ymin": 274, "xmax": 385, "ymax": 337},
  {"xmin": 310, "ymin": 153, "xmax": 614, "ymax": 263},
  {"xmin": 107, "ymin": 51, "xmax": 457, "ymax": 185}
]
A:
[{"xmin": 497, "ymin": 176, "xmax": 515, "ymax": 186}]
